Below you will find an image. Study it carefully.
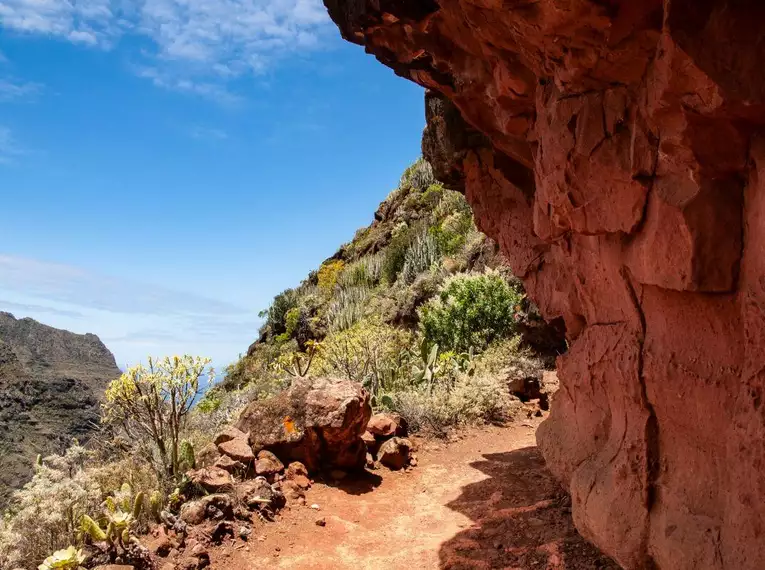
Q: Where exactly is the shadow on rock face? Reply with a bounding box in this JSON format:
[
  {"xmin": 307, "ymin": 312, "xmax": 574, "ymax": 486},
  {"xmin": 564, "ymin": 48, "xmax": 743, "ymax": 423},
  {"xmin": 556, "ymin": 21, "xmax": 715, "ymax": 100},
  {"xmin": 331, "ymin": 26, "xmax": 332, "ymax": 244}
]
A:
[{"xmin": 439, "ymin": 447, "xmax": 620, "ymax": 570}]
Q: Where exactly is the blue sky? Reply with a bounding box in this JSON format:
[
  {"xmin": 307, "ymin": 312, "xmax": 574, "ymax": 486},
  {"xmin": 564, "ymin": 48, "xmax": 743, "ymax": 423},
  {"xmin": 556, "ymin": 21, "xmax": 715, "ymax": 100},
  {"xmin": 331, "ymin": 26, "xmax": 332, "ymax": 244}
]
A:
[{"xmin": 0, "ymin": 0, "xmax": 424, "ymax": 370}]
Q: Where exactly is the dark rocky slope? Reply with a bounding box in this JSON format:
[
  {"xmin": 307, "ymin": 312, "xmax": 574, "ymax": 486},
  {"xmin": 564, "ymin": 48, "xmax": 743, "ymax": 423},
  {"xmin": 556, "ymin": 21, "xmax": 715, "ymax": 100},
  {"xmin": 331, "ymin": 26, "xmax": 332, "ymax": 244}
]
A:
[
  {"xmin": 0, "ymin": 312, "xmax": 120, "ymax": 502},
  {"xmin": 323, "ymin": 1, "xmax": 765, "ymax": 568}
]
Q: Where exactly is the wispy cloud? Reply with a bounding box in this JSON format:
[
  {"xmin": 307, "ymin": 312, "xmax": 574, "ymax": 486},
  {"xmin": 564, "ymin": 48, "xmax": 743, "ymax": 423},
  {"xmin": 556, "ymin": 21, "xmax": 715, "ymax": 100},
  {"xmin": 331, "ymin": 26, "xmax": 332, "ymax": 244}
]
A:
[
  {"xmin": 0, "ymin": 77, "xmax": 42, "ymax": 101},
  {"xmin": 0, "ymin": 126, "xmax": 24, "ymax": 164},
  {"xmin": 0, "ymin": 254, "xmax": 246, "ymax": 316},
  {"xmin": 0, "ymin": 0, "xmax": 331, "ymax": 102},
  {"xmin": 0, "ymin": 254, "xmax": 261, "ymax": 367},
  {"xmin": 0, "ymin": 300, "xmax": 84, "ymax": 318}
]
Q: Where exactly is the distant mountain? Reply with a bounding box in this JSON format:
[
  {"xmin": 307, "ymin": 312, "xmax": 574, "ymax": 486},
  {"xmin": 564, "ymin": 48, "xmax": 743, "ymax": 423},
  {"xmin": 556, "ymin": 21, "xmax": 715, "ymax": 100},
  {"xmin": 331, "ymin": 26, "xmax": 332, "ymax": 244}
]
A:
[{"xmin": 0, "ymin": 312, "xmax": 120, "ymax": 502}]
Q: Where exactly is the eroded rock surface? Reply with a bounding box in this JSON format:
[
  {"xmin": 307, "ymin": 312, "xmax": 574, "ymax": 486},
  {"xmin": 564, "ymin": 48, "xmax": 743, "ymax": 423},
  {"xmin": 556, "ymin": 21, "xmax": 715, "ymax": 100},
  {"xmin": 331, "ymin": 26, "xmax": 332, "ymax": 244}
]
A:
[
  {"xmin": 323, "ymin": 1, "xmax": 765, "ymax": 568},
  {"xmin": 0, "ymin": 312, "xmax": 120, "ymax": 503},
  {"xmin": 236, "ymin": 376, "xmax": 372, "ymax": 472}
]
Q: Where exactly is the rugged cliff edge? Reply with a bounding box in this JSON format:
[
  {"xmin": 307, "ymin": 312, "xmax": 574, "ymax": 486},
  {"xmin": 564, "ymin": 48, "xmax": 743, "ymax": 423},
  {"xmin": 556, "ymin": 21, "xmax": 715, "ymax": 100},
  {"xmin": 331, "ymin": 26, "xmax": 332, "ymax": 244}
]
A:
[
  {"xmin": 323, "ymin": 1, "xmax": 765, "ymax": 568},
  {"xmin": 0, "ymin": 312, "xmax": 120, "ymax": 502}
]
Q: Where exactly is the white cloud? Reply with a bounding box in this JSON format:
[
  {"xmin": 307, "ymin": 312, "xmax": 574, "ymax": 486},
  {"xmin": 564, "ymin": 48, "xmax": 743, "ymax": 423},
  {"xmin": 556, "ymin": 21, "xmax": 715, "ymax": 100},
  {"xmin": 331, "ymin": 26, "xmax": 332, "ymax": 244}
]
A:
[
  {"xmin": 0, "ymin": 0, "xmax": 331, "ymax": 101},
  {"xmin": 0, "ymin": 77, "xmax": 42, "ymax": 101},
  {"xmin": 0, "ymin": 254, "xmax": 261, "ymax": 367},
  {"xmin": 0, "ymin": 0, "xmax": 119, "ymax": 46}
]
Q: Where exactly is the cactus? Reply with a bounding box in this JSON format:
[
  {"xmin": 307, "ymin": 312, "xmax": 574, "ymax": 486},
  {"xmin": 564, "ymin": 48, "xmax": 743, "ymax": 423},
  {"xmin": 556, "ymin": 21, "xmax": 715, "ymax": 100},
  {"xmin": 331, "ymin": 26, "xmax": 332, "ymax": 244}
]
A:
[
  {"xmin": 81, "ymin": 482, "xmax": 143, "ymax": 552},
  {"xmin": 149, "ymin": 490, "xmax": 163, "ymax": 523},
  {"xmin": 180, "ymin": 440, "xmax": 196, "ymax": 470},
  {"xmin": 413, "ymin": 342, "xmax": 440, "ymax": 388},
  {"xmin": 37, "ymin": 545, "xmax": 86, "ymax": 570},
  {"xmin": 80, "ymin": 514, "xmax": 107, "ymax": 542}
]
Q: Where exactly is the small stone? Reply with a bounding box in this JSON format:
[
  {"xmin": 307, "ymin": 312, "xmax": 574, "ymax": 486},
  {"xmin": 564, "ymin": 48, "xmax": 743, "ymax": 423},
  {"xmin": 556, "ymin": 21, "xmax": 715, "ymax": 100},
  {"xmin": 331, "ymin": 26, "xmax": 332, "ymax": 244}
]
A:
[
  {"xmin": 378, "ymin": 437, "xmax": 413, "ymax": 470},
  {"xmin": 315, "ymin": 517, "xmax": 326, "ymax": 527},
  {"xmin": 256, "ymin": 450, "xmax": 285, "ymax": 478},
  {"xmin": 310, "ymin": 503, "xmax": 320, "ymax": 510},
  {"xmin": 367, "ymin": 413, "xmax": 407, "ymax": 437},
  {"xmin": 409, "ymin": 457, "xmax": 418, "ymax": 467},
  {"xmin": 285, "ymin": 461, "xmax": 308, "ymax": 480},
  {"xmin": 215, "ymin": 454, "xmax": 246, "ymax": 474},
  {"xmin": 180, "ymin": 494, "xmax": 234, "ymax": 525},
  {"xmin": 218, "ymin": 437, "xmax": 255, "ymax": 463},
  {"xmin": 239, "ymin": 526, "xmax": 251, "ymax": 540}
]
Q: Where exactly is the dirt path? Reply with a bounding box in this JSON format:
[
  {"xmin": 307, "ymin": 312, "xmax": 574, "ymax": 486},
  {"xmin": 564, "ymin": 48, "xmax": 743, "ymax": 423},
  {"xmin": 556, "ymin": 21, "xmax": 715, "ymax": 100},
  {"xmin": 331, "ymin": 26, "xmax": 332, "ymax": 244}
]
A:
[{"xmin": 204, "ymin": 419, "xmax": 619, "ymax": 570}]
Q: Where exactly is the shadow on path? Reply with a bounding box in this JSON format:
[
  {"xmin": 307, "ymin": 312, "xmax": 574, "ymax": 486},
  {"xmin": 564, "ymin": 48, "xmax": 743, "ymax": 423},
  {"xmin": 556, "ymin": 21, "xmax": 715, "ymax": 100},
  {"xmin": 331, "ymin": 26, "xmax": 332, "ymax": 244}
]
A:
[{"xmin": 439, "ymin": 446, "xmax": 620, "ymax": 570}]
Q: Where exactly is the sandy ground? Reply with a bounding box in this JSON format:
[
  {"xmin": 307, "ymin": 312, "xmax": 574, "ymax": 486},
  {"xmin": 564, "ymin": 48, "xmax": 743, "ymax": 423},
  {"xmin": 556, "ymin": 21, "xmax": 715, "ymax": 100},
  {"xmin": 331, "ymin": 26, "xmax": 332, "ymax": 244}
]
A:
[{"xmin": 200, "ymin": 418, "xmax": 620, "ymax": 570}]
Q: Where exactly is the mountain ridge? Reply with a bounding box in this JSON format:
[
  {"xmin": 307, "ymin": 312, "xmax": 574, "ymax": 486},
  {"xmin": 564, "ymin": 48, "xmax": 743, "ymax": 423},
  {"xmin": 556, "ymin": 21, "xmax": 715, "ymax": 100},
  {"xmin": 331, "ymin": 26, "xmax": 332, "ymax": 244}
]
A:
[{"xmin": 0, "ymin": 311, "xmax": 120, "ymax": 503}]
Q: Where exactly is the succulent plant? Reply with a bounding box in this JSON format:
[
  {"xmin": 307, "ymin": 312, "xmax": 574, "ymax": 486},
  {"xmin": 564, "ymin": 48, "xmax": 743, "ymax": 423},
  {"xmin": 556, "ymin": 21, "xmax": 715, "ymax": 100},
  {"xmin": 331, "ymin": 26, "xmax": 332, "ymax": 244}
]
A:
[
  {"xmin": 37, "ymin": 545, "xmax": 85, "ymax": 570},
  {"xmin": 180, "ymin": 440, "xmax": 196, "ymax": 470},
  {"xmin": 80, "ymin": 483, "xmax": 144, "ymax": 550}
]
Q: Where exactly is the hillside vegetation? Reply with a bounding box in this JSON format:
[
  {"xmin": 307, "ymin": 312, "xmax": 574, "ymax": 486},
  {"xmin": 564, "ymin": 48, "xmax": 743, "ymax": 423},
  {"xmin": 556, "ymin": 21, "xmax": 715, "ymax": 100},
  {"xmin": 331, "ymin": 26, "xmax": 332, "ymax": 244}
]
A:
[
  {"xmin": 0, "ymin": 158, "xmax": 561, "ymax": 569},
  {"xmin": 204, "ymin": 158, "xmax": 559, "ymax": 434}
]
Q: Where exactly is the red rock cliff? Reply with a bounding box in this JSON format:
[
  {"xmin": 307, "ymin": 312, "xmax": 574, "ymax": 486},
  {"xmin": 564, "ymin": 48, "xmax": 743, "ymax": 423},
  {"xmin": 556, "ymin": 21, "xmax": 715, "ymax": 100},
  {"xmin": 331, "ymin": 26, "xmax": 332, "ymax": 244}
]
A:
[{"xmin": 323, "ymin": 1, "xmax": 765, "ymax": 568}]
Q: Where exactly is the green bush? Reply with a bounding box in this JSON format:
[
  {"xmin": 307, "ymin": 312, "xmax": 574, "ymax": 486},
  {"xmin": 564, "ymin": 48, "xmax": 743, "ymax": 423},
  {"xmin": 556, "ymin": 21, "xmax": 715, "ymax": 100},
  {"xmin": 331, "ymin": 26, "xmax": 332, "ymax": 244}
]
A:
[
  {"xmin": 418, "ymin": 270, "xmax": 523, "ymax": 353},
  {"xmin": 259, "ymin": 288, "xmax": 299, "ymax": 338}
]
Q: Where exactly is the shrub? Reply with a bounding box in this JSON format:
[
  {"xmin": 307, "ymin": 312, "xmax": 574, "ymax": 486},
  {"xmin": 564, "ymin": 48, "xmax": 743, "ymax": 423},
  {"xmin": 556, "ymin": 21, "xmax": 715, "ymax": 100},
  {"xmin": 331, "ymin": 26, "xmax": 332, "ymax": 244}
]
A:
[
  {"xmin": 326, "ymin": 285, "xmax": 373, "ymax": 332},
  {"xmin": 382, "ymin": 231, "xmax": 410, "ymax": 285},
  {"xmin": 317, "ymin": 318, "xmax": 413, "ymax": 399},
  {"xmin": 0, "ymin": 445, "xmax": 102, "ymax": 569},
  {"xmin": 103, "ymin": 355, "xmax": 214, "ymax": 480},
  {"xmin": 317, "ymin": 259, "xmax": 345, "ymax": 294},
  {"xmin": 337, "ymin": 254, "xmax": 384, "ymax": 289},
  {"xmin": 259, "ymin": 288, "xmax": 299, "ymax": 338},
  {"xmin": 386, "ymin": 373, "xmax": 515, "ymax": 437},
  {"xmin": 418, "ymin": 270, "xmax": 523, "ymax": 353},
  {"xmin": 399, "ymin": 158, "xmax": 435, "ymax": 191}
]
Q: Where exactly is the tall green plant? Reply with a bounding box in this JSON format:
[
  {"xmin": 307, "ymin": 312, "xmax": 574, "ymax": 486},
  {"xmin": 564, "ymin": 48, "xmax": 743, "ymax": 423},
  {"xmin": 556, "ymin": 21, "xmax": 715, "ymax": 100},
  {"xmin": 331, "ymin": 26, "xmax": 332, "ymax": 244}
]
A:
[
  {"xmin": 103, "ymin": 355, "xmax": 214, "ymax": 480},
  {"xmin": 418, "ymin": 270, "xmax": 523, "ymax": 353}
]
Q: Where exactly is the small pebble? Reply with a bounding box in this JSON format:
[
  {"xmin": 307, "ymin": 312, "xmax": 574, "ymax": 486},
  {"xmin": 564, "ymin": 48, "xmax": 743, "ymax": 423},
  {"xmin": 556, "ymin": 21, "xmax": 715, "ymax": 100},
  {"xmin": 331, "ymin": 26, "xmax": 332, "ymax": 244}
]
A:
[
  {"xmin": 310, "ymin": 503, "xmax": 320, "ymax": 510},
  {"xmin": 315, "ymin": 517, "xmax": 326, "ymax": 527}
]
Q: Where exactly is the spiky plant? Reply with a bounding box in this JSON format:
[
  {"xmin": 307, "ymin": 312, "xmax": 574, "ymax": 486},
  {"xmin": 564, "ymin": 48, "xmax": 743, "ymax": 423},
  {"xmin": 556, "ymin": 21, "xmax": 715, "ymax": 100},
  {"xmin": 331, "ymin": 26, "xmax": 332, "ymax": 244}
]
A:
[{"xmin": 401, "ymin": 232, "xmax": 441, "ymax": 285}]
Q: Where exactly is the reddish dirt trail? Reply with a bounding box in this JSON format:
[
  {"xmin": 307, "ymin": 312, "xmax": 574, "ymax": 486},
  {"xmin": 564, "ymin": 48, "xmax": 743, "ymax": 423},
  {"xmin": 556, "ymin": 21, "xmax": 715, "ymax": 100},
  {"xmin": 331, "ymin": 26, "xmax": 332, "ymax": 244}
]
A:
[{"xmin": 208, "ymin": 420, "xmax": 619, "ymax": 570}]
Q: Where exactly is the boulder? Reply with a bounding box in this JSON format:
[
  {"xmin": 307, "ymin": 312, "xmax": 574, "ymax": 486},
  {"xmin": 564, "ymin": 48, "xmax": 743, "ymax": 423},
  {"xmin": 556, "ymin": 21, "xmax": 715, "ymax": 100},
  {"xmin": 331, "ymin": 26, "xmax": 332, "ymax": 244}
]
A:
[
  {"xmin": 216, "ymin": 432, "xmax": 255, "ymax": 464},
  {"xmin": 255, "ymin": 450, "xmax": 284, "ymax": 479},
  {"xmin": 235, "ymin": 376, "xmax": 371, "ymax": 472},
  {"xmin": 196, "ymin": 443, "xmax": 221, "ymax": 468},
  {"xmin": 366, "ymin": 413, "xmax": 407, "ymax": 438},
  {"xmin": 187, "ymin": 466, "xmax": 233, "ymax": 493},
  {"xmin": 180, "ymin": 494, "xmax": 234, "ymax": 525},
  {"xmin": 213, "ymin": 426, "xmax": 248, "ymax": 445},
  {"xmin": 378, "ymin": 437, "xmax": 413, "ymax": 471},
  {"xmin": 214, "ymin": 455, "xmax": 245, "ymax": 474}
]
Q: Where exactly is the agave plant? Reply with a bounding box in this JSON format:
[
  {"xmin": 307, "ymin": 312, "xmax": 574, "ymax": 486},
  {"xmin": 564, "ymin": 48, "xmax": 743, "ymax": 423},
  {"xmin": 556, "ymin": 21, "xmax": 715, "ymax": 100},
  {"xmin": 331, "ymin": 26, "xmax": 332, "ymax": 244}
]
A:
[{"xmin": 38, "ymin": 545, "xmax": 86, "ymax": 570}]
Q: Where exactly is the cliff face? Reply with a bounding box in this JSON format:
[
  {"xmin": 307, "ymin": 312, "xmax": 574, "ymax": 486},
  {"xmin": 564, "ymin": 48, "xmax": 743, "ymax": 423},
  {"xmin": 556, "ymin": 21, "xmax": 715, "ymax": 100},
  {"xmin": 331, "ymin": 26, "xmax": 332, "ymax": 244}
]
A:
[
  {"xmin": 0, "ymin": 312, "xmax": 120, "ymax": 502},
  {"xmin": 323, "ymin": 1, "xmax": 765, "ymax": 568}
]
